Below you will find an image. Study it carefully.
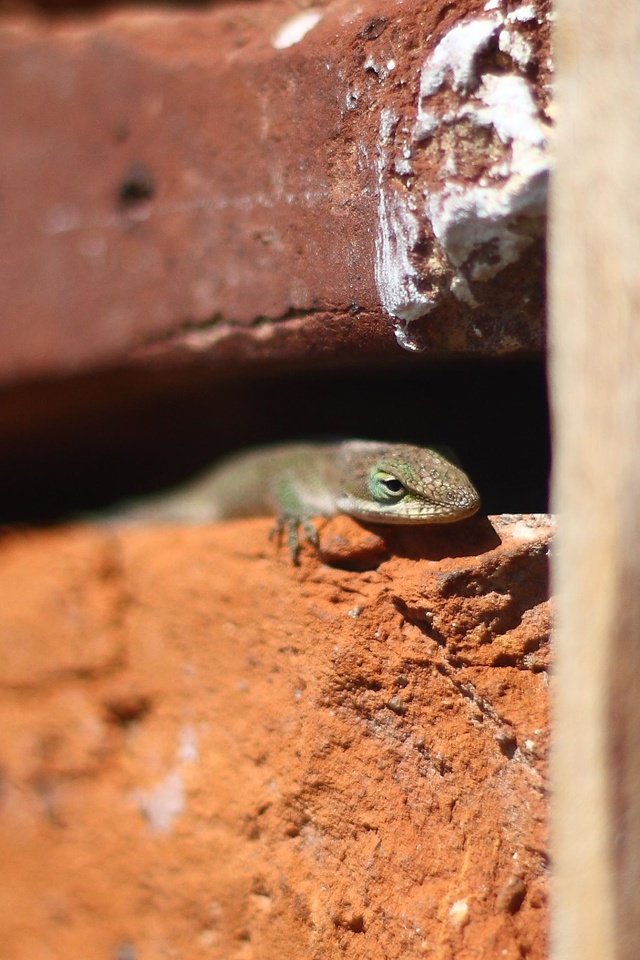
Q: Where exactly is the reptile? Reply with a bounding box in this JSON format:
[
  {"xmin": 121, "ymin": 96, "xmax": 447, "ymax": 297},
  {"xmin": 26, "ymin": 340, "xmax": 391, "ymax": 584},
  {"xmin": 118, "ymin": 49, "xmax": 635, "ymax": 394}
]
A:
[{"xmin": 107, "ymin": 440, "xmax": 480, "ymax": 562}]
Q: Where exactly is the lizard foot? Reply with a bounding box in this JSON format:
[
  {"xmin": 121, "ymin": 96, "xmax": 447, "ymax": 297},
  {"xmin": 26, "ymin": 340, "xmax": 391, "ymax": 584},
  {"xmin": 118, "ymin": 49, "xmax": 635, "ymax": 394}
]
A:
[{"xmin": 269, "ymin": 516, "xmax": 320, "ymax": 564}]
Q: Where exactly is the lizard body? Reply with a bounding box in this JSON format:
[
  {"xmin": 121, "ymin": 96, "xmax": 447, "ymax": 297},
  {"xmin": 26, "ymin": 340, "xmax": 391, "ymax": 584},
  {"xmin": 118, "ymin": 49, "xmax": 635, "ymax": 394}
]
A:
[{"xmin": 109, "ymin": 440, "xmax": 480, "ymax": 560}]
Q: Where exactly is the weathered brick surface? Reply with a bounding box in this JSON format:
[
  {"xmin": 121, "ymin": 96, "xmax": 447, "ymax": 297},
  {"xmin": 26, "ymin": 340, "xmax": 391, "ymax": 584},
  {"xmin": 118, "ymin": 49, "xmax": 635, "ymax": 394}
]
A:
[
  {"xmin": 0, "ymin": 0, "xmax": 551, "ymax": 385},
  {"xmin": 0, "ymin": 514, "xmax": 550, "ymax": 959}
]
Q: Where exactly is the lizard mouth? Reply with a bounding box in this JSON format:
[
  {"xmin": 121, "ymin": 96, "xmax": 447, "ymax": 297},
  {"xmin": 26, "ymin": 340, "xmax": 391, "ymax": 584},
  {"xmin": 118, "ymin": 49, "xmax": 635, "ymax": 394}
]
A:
[{"xmin": 343, "ymin": 496, "xmax": 480, "ymax": 525}]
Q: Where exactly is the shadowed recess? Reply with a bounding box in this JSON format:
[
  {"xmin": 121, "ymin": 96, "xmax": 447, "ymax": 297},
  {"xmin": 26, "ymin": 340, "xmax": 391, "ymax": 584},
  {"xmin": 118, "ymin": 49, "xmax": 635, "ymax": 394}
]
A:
[{"xmin": 0, "ymin": 357, "xmax": 549, "ymax": 523}]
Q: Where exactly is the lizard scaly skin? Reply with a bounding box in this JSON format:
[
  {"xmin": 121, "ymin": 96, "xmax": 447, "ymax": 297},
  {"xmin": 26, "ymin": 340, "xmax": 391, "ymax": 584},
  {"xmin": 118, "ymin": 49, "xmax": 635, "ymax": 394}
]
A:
[{"xmin": 108, "ymin": 440, "xmax": 480, "ymax": 561}]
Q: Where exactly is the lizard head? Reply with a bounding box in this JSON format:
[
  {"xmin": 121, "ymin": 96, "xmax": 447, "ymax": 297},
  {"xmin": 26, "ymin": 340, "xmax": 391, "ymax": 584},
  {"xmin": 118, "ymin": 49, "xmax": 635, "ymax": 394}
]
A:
[{"xmin": 333, "ymin": 441, "xmax": 480, "ymax": 524}]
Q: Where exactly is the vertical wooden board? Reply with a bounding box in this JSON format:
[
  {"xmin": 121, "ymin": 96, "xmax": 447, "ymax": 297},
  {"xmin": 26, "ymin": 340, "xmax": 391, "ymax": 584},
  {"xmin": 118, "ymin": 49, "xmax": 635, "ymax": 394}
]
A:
[{"xmin": 550, "ymin": 2, "xmax": 640, "ymax": 957}]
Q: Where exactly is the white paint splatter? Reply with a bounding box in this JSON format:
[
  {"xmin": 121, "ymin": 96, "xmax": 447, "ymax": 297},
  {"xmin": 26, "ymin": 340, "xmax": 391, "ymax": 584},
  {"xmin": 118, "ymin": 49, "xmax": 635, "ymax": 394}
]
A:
[
  {"xmin": 506, "ymin": 515, "xmax": 554, "ymax": 541},
  {"xmin": 363, "ymin": 54, "xmax": 395, "ymax": 80},
  {"xmin": 413, "ymin": 111, "xmax": 440, "ymax": 143},
  {"xmin": 418, "ymin": 16, "xmax": 501, "ymax": 97},
  {"xmin": 178, "ymin": 724, "xmax": 199, "ymax": 763},
  {"xmin": 427, "ymin": 69, "xmax": 549, "ymax": 278},
  {"xmin": 469, "ymin": 72, "xmax": 547, "ymax": 147},
  {"xmin": 135, "ymin": 770, "xmax": 185, "ymax": 834},
  {"xmin": 507, "ymin": 4, "xmax": 538, "ymax": 22},
  {"xmin": 374, "ymin": 109, "xmax": 433, "ymax": 348},
  {"xmin": 132, "ymin": 725, "xmax": 200, "ymax": 833},
  {"xmin": 43, "ymin": 205, "xmax": 81, "ymax": 235},
  {"xmin": 373, "ymin": 3, "xmax": 550, "ymax": 345},
  {"xmin": 449, "ymin": 899, "xmax": 470, "ymax": 928},
  {"xmin": 450, "ymin": 275, "xmax": 477, "ymax": 306},
  {"xmin": 273, "ymin": 9, "xmax": 323, "ymax": 49},
  {"xmin": 499, "ymin": 26, "xmax": 534, "ymax": 68},
  {"xmin": 490, "ymin": 513, "xmax": 554, "ymax": 536},
  {"xmin": 345, "ymin": 87, "xmax": 360, "ymax": 110},
  {"xmin": 428, "ymin": 169, "xmax": 546, "ymax": 279}
]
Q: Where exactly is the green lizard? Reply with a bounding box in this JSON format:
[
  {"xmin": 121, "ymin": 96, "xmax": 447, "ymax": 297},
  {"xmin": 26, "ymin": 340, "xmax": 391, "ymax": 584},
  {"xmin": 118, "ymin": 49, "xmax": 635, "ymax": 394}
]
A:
[{"xmin": 107, "ymin": 440, "xmax": 480, "ymax": 562}]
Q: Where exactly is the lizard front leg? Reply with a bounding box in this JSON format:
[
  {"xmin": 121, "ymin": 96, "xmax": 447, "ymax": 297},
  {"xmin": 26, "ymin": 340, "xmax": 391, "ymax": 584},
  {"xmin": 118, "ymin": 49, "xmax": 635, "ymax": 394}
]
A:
[
  {"xmin": 267, "ymin": 474, "xmax": 325, "ymax": 563},
  {"xmin": 269, "ymin": 513, "xmax": 321, "ymax": 564}
]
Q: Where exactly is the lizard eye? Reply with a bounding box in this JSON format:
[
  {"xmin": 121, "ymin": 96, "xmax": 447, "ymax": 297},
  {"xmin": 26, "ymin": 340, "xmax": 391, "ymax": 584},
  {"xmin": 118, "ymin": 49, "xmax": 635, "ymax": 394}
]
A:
[{"xmin": 370, "ymin": 471, "xmax": 406, "ymax": 501}]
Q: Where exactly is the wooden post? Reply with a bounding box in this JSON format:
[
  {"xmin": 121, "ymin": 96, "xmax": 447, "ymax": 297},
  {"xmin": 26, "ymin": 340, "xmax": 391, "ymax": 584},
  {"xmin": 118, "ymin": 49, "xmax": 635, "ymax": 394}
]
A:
[{"xmin": 550, "ymin": 2, "xmax": 640, "ymax": 957}]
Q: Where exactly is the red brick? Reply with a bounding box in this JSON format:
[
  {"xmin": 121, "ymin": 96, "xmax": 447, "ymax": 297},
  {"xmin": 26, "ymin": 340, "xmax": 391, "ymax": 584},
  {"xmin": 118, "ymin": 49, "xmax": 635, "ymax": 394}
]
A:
[
  {"xmin": 0, "ymin": 514, "xmax": 551, "ymax": 958},
  {"xmin": 0, "ymin": 0, "xmax": 551, "ymax": 385}
]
